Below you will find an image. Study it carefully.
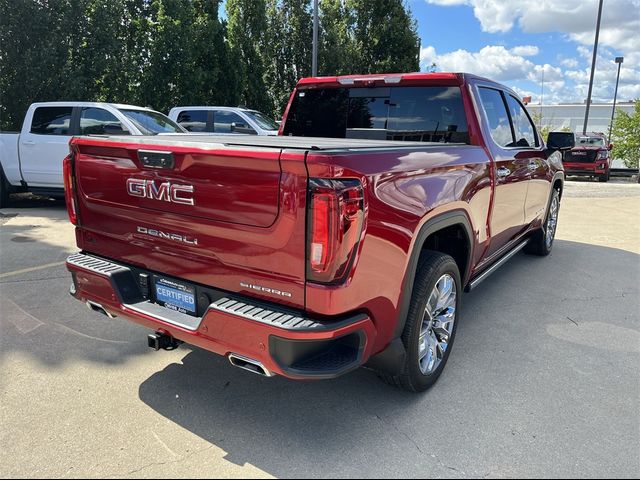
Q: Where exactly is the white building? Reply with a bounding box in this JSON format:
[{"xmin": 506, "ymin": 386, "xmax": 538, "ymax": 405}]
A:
[
  {"xmin": 525, "ymin": 102, "xmax": 635, "ymax": 134},
  {"xmin": 526, "ymin": 102, "xmax": 636, "ymax": 168}
]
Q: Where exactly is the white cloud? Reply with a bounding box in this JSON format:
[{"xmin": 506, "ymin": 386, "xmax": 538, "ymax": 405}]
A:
[
  {"xmin": 561, "ymin": 58, "xmax": 579, "ymax": 69},
  {"xmin": 510, "ymin": 45, "xmax": 539, "ymax": 57},
  {"xmin": 420, "ymin": 45, "xmax": 536, "ymax": 81},
  {"xmin": 420, "ymin": 45, "xmax": 437, "ymax": 65},
  {"xmin": 423, "ymin": 0, "xmax": 640, "ymax": 104},
  {"xmin": 420, "ymin": 44, "xmax": 640, "ymax": 104},
  {"xmin": 426, "ymin": 0, "xmax": 640, "ymax": 55}
]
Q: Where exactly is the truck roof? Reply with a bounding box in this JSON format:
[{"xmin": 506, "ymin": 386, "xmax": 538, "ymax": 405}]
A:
[
  {"xmin": 29, "ymin": 101, "xmax": 156, "ymax": 111},
  {"xmin": 296, "ymin": 72, "xmax": 495, "ymax": 88},
  {"xmin": 73, "ymin": 134, "xmax": 470, "ymax": 152}
]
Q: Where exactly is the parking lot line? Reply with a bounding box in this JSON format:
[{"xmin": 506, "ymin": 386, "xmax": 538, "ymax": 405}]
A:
[{"xmin": 0, "ymin": 261, "xmax": 66, "ymax": 279}]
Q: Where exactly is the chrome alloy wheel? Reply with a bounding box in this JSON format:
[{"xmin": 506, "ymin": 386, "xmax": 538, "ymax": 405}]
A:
[
  {"xmin": 418, "ymin": 274, "xmax": 456, "ymax": 375},
  {"xmin": 545, "ymin": 194, "xmax": 559, "ymax": 249}
]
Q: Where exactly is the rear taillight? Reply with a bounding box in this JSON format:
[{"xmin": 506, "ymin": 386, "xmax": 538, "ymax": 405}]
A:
[
  {"xmin": 307, "ymin": 178, "xmax": 365, "ymax": 284},
  {"xmin": 63, "ymin": 154, "xmax": 78, "ymax": 225}
]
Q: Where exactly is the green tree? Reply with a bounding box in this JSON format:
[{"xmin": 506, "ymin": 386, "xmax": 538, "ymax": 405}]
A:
[
  {"xmin": 317, "ymin": 0, "xmax": 420, "ymax": 77},
  {"xmin": 137, "ymin": 0, "xmax": 200, "ymax": 112},
  {"xmin": 318, "ymin": 0, "xmax": 355, "ymax": 76},
  {"xmin": 190, "ymin": 0, "xmax": 239, "ymax": 106},
  {"xmin": 227, "ymin": 0, "xmax": 271, "ymax": 112},
  {"xmin": 264, "ymin": 0, "xmax": 313, "ymax": 116},
  {"xmin": 0, "ymin": 0, "xmax": 147, "ymax": 129},
  {"xmin": 611, "ymin": 100, "xmax": 640, "ymax": 169},
  {"xmin": 0, "ymin": 0, "xmax": 88, "ymax": 130},
  {"xmin": 347, "ymin": 0, "xmax": 420, "ymax": 74}
]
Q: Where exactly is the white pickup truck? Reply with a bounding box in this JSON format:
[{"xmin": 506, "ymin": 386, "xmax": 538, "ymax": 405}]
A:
[{"xmin": 0, "ymin": 102, "xmax": 186, "ymax": 207}]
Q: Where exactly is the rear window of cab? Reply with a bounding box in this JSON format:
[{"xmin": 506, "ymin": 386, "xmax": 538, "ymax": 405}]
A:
[{"xmin": 283, "ymin": 86, "xmax": 470, "ymax": 144}]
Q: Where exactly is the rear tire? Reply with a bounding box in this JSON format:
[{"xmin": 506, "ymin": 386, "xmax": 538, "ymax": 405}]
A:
[
  {"xmin": 0, "ymin": 169, "xmax": 10, "ymax": 208},
  {"xmin": 525, "ymin": 188, "xmax": 560, "ymax": 256},
  {"xmin": 378, "ymin": 251, "xmax": 461, "ymax": 392}
]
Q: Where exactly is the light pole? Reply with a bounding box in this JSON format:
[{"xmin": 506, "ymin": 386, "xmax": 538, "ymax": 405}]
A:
[
  {"xmin": 583, "ymin": 0, "xmax": 604, "ymax": 134},
  {"xmin": 608, "ymin": 56, "xmax": 624, "ymax": 144},
  {"xmin": 312, "ymin": 0, "xmax": 319, "ymax": 77}
]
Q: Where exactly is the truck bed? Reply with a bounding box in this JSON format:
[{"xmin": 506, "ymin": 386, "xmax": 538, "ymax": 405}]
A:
[{"xmin": 79, "ymin": 134, "xmax": 462, "ymax": 151}]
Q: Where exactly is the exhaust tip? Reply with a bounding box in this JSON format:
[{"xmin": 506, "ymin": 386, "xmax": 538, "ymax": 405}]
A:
[
  {"xmin": 228, "ymin": 354, "xmax": 273, "ymax": 377},
  {"xmin": 86, "ymin": 300, "xmax": 116, "ymax": 319}
]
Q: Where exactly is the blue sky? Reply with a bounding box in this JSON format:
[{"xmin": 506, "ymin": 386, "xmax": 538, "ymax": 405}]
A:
[{"xmin": 410, "ymin": 0, "xmax": 640, "ymax": 104}]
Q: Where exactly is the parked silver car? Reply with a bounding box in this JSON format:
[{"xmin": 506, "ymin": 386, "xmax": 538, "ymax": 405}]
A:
[{"xmin": 168, "ymin": 106, "xmax": 279, "ymax": 136}]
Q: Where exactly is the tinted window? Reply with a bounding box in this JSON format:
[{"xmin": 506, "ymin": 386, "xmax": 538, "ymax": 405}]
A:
[
  {"xmin": 478, "ymin": 88, "xmax": 514, "ymax": 147},
  {"xmin": 176, "ymin": 110, "xmax": 208, "ymax": 132},
  {"xmin": 283, "ymin": 86, "xmax": 470, "ymax": 143},
  {"xmin": 118, "ymin": 109, "xmax": 183, "ymax": 134},
  {"xmin": 506, "ymin": 95, "xmax": 538, "ymax": 147},
  {"xmin": 547, "ymin": 132, "xmax": 575, "ymax": 150},
  {"xmin": 283, "ymin": 89, "xmax": 349, "ymax": 138},
  {"xmin": 348, "ymin": 90, "xmax": 390, "ymax": 140},
  {"xmin": 30, "ymin": 107, "xmax": 73, "ymax": 135},
  {"xmin": 80, "ymin": 107, "xmax": 128, "ymax": 135},
  {"xmin": 214, "ymin": 111, "xmax": 256, "ymax": 134},
  {"xmin": 577, "ymin": 136, "xmax": 605, "ymax": 147}
]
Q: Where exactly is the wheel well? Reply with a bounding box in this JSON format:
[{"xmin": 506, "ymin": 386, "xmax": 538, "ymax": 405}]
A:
[{"xmin": 421, "ymin": 224, "xmax": 470, "ymax": 282}]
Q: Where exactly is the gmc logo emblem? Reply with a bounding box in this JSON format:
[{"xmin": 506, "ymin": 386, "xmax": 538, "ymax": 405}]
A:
[{"xmin": 126, "ymin": 178, "xmax": 195, "ymax": 205}]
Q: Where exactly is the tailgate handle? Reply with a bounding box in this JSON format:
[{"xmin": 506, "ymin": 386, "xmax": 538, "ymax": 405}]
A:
[{"xmin": 138, "ymin": 150, "xmax": 175, "ymax": 169}]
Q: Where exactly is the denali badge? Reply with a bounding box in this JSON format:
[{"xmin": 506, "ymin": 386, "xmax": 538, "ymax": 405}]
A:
[
  {"xmin": 127, "ymin": 178, "xmax": 195, "ymax": 205},
  {"xmin": 137, "ymin": 226, "xmax": 198, "ymax": 246},
  {"xmin": 240, "ymin": 282, "xmax": 292, "ymax": 298}
]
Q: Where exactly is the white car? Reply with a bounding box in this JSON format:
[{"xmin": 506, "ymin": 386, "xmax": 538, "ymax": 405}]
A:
[
  {"xmin": 0, "ymin": 102, "xmax": 186, "ymax": 206},
  {"xmin": 168, "ymin": 106, "xmax": 279, "ymax": 136}
]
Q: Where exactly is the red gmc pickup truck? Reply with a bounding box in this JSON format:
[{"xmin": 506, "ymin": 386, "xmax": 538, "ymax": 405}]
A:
[
  {"xmin": 548, "ymin": 131, "xmax": 612, "ymax": 182},
  {"xmin": 65, "ymin": 73, "xmax": 569, "ymax": 392}
]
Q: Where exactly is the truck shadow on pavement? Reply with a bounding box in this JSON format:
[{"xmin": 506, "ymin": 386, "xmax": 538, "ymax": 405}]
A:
[{"xmin": 136, "ymin": 239, "xmax": 639, "ymax": 478}]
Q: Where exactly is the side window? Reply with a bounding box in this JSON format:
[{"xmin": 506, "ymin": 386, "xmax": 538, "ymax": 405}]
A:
[
  {"xmin": 176, "ymin": 110, "xmax": 208, "ymax": 132},
  {"xmin": 80, "ymin": 108, "xmax": 129, "ymax": 135},
  {"xmin": 478, "ymin": 88, "xmax": 514, "ymax": 148},
  {"xmin": 506, "ymin": 95, "xmax": 538, "ymax": 147},
  {"xmin": 30, "ymin": 107, "xmax": 73, "ymax": 135},
  {"xmin": 213, "ymin": 111, "xmax": 256, "ymax": 134}
]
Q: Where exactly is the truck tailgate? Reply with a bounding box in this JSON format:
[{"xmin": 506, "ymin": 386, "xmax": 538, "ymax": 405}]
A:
[{"xmin": 70, "ymin": 136, "xmax": 308, "ymax": 309}]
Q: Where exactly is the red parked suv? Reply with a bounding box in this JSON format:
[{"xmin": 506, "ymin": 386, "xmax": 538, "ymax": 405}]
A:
[
  {"xmin": 65, "ymin": 73, "xmax": 568, "ymax": 392},
  {"xmin": 550, "ymin": 131, "xmax": 612, "ymax": 182}
]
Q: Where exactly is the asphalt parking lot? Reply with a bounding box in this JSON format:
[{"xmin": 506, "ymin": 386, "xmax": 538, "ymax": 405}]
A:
[{"xmin": 1, "ymin": 179, "xmax": 639, "ymax": 479}]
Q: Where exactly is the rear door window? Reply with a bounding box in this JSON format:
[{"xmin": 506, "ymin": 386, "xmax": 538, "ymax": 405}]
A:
[
  {"xmin": 30, "ymin": 107, "xmax": 73, "ymax": 135},
  {"xmin": 80, "ymin": 107, "xmax": 129, "ymax": 135},
  {"xmin": 213, "ymin": 111, "xmax": 256, "ymax": 134},
  {"xmin": 478, "ymin": 88, "xmax": 514, "ymax": 148},
  {"xmin": 284, "ymin": 86, "xmax": 470, "ymax": 143},
  {"xmin": 505, "ymin": 95, "xmax": 538, "ymax": 147},
  {"xmin": 176, "ymin": 110, "xmax": 209, "ymax": 132}
]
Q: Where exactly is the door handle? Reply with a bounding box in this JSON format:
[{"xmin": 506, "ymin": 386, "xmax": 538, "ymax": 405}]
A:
[
  {"xmin": 22, "ymin": 140, "xmax": 36, "ymax": 146},
  {"xmin": 497, "ymin": 167, "xmax": 511, "ymax": 177}
]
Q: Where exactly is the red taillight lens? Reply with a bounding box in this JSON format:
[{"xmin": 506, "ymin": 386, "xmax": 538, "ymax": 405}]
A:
[
  {"xmin": 63, "ymin": 154, "xmax": 78, "ymax": 225},
  {"xmin": 307, "ymin": 178, "xmax": 365, "ymax": 284}
]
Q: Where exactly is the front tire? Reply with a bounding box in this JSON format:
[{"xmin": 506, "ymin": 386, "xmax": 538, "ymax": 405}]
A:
[
  {"xmin": 525, "ymin": 188, "xmax": 560, "ymax": 256},
  {"xmin": 379, "ymin": 251, "xmax": 461, "ymax": 392},
  {"xmin": 598, "ymin": 171, "xmax": 609, "ymax": 182}
]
